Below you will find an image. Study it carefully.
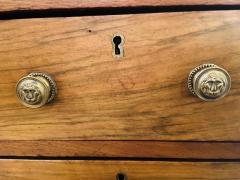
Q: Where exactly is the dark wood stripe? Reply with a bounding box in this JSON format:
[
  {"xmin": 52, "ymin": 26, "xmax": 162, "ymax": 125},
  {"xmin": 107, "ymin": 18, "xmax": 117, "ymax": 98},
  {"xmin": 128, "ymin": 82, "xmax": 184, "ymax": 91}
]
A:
[{"xmin": 0, "ymin": 141, "xmax": 240, "ymax": 159}]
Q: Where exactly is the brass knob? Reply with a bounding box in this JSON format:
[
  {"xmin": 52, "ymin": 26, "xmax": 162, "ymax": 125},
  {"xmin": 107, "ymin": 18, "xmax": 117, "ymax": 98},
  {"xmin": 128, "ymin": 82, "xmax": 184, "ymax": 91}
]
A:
[
  {"xmin": 16, "ymin": 72, "xmax": 57, "ymax": 108},
  {"xmin": 188, "ymin": 64, "xmax": 231, "ymax": 101}
]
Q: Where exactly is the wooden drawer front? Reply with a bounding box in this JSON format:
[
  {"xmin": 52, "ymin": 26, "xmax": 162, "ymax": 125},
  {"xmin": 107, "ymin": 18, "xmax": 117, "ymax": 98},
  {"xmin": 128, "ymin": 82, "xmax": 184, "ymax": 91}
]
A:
[
  {"xmin": 0, "ymin": 160, "xmax": 239, "ymax": 180},
  {"xmin": 0, "ymin": 11, "xmax": 240, "ymax": 141}
]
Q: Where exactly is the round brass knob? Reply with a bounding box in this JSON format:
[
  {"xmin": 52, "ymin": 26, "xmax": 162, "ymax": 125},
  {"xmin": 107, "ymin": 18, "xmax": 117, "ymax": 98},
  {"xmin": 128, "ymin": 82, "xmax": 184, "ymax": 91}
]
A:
[
  {"xmin": 188, "ymin": 64, "xmax": 231, "ymax": 101},
  {"xmin": 16, "ymin": 72, "xmax": 57, "ymax": 108}
]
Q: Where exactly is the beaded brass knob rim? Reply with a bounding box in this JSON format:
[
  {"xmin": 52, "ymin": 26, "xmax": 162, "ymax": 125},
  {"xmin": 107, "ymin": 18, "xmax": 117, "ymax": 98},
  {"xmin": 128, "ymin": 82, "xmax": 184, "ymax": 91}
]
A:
[
  {"xmin": 188, "ymin": 64, "xmax": 231, "ymax": 101},
  {"xmin": 16, "ymin": 72, "xmax": 57, "ymax": 108}
]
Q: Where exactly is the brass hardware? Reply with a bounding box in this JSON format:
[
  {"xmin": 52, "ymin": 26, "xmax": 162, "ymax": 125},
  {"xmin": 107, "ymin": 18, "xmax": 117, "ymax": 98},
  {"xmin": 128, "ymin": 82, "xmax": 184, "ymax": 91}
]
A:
[
  {"xmin": 112, "ymin": 34, "xmax": 124, "ymax": 59},
  {"xmin": 16, "ymin": 72, "xmax": 57, "ymax": 108},
  {"xmin": 188, "ymin": 64, "xmax": 231, "ymax": 101}
]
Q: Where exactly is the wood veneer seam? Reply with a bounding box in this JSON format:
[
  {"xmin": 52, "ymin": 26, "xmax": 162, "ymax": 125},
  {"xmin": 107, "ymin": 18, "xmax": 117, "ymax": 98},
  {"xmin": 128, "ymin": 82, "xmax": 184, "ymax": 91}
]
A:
[
  {"xmin": 1, "ymin": 140, "xmax": 240, "ymax": 143},
  {"xmin": 1, "ymin": 5, "xmax": 240, "ymax": 20},
  {"xmin": 1, "ymin": 156, "xmax": 240, "ymax": 162}
]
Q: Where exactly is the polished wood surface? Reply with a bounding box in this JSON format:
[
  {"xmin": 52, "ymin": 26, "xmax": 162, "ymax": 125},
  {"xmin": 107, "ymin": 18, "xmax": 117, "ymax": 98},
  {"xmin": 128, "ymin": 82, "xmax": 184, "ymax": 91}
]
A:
[
  {"xmin": 0, "ymin": 0, "xmax": 239, "ymax": 12},
  {"xmin": 1, "ymin": 160, "xmax": 240, "ymax": 180},
  {"xmin": 1, "ymin": 11, "xmax": 240, "ymax": 141},
  {"xmin": 0, "ymin": 141, "xmax": 240, "ymax": 159}
]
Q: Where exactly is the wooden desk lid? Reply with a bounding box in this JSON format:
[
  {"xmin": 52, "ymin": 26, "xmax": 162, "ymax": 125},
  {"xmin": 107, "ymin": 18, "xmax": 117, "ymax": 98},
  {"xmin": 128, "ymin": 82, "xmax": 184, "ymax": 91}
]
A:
[{"xmin": 0, "ymin": 0, "xmax": 239, "ymax": 12}]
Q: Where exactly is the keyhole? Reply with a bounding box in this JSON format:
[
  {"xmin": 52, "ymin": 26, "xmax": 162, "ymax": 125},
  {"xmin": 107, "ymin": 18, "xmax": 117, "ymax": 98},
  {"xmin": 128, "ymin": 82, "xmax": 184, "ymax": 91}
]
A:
[
  {"xmin": 113, "ymin": 36, "xmax": 121, "ymax": 55},
  {"xmin": 116, "ymin": 173, "xmax": 127, "ymax": 180},
  {"xmin": 112, "ymin": 34, "xmax": 124, "ymax": 58}
]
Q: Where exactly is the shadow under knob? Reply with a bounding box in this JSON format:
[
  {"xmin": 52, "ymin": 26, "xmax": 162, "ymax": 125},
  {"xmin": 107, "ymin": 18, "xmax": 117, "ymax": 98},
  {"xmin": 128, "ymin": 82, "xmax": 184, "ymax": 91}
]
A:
[
  {"xmin": 16, "ymin": 72, "xmax": 57, "ymax": 108},
  {"xmin": 188, "ymin": 64, "xmax": 231, "ymax": 101}
]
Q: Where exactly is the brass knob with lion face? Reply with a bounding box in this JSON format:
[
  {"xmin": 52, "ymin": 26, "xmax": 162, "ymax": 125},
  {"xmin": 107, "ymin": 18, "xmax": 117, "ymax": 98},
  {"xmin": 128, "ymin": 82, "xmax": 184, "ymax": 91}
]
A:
[
  {"xmin": 16, "ymin": 72, "xmax": 57, "ymax": 108},
  {"xmin": 188, "ymin": 64, "xmax": 231, "ymax": 101}
]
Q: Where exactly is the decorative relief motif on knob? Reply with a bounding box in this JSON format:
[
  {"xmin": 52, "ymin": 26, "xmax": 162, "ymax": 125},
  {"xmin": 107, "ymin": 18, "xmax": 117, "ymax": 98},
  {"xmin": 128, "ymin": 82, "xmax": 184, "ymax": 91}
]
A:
[
  {"xmin": 18, "ymin": 81, "xmax": 42, "ymax": 105},
  {"xmin": 16, "ymin": 72, "xmax": 57, "ymax": 108},
  {"xmin": 200, "ymin": 74, "xmax": 225, "ymax": 97},
  {"xmin": 188, "ymin": 64, "xmax": 231, "ymax": 101}
]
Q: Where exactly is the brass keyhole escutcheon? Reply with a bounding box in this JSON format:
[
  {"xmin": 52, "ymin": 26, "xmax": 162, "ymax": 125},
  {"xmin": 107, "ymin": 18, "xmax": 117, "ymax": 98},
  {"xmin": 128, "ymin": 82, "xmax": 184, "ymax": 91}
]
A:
[
  {"xmin": 112, "ymin": 34, "xmax": 124, "ymax": 59},
  {"xmin": 188, "ymin": 64, "xmax": 231, "ymax": 101},
  {"xmin": 16, "ymin": 72, "xmax": 57, "ymax": 108}
]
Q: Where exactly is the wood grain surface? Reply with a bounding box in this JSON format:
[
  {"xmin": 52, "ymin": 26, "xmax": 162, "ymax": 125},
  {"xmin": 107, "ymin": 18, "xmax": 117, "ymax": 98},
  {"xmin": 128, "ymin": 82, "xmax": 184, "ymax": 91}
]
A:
[
  {"xmin": 1, "ymin": 11, "xmax": 240, "ymax": 141},
  {"xmin": 0, "ymin": 141, "xmax": 240, "ymax": 159},
  {"xmin": 0, "ymin": 160, "xmax": 240, "ymax": 180},
  {"xmin": 0, "ymin": 0, "xmax": 239, "ymax": 12}
]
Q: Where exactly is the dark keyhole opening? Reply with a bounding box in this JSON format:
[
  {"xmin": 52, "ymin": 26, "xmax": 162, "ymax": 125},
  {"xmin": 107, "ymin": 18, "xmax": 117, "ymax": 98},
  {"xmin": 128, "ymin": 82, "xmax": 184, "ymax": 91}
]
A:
[
  {"xmin": 113, "ymin": 35, "xmax": 122, "ymax": 55},
  {"xmin": 116, "ymin": 173, "xmax": 127, "ymax": 180}
]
